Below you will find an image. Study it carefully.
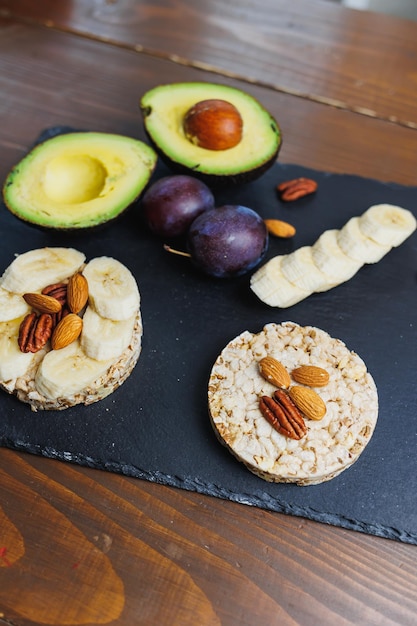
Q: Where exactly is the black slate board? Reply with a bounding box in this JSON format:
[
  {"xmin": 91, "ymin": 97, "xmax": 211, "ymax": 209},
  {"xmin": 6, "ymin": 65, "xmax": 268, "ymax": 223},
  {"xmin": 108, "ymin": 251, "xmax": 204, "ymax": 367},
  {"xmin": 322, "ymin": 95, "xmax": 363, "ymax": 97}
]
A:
[{"xmin": 1, "ymin": 128, "xmax": 417, "ymax": 544}]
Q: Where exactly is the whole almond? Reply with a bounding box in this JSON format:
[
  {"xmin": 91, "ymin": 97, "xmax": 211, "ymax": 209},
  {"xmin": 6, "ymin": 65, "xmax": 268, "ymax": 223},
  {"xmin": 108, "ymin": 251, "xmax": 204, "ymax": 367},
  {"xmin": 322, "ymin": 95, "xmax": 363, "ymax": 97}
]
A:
[
  {"xmin": 288, "ymin": 385, "xmax": 327, "ymax": 421},
  {"xmin": 67, "ymin": 272, "xmax": 89, "ymax": 314},
  {"xmin": 259, "ymin": 356, "xmax": 291, "ymax": 389},
  {"xmin": 264, "ymin": 219, "xmax": 296, "ymax": 238},
  {"xmin": 291, "ymin": 365, "xmax": 329, "ymax": 387},
  {"xmin": 51, "ymin": 313, "xmax": 83, "ymax": 350},
  {"xmin": 23, "ymin": 292, "xmax": 62, "ymax": 314}
]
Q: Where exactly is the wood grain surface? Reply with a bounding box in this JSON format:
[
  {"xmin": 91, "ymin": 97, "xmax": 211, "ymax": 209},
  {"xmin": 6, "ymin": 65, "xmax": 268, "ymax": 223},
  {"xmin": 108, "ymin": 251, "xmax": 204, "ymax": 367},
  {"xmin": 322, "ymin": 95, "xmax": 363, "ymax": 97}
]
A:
[
  {"xmin": 0, "ymin": 15, "xmax": 416, "ymax": 185},
  {"xmin": 1, "ymin": 0, "xmax": 417, "ymax": 128},
  {"xmin": 1, "ymin": 450, "xmax": 417, "ymax": 626},
  {"xmin": 0, "ymin": 1, "xmax": 416, "ymax": 625}
]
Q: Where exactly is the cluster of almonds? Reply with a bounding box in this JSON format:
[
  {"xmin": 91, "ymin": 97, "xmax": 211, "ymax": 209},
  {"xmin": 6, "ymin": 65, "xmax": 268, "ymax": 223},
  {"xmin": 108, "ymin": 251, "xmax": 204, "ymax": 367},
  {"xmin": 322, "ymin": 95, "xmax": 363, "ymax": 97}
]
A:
[
  {"xmin": 18, "ymin": 273, "xmax": 89, "ymax": 354},
  {"xmin": 258, "ymin": 356, "xmax": 329, "ymax": 440}
]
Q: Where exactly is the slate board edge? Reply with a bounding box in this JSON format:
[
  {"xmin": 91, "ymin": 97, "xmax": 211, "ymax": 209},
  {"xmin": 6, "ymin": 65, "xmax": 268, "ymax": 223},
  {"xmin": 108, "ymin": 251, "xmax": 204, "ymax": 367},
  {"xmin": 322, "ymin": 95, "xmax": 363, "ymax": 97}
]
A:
[{"xmin": 3, "ymin": 436, "xmax": 415, "ymax": 546}]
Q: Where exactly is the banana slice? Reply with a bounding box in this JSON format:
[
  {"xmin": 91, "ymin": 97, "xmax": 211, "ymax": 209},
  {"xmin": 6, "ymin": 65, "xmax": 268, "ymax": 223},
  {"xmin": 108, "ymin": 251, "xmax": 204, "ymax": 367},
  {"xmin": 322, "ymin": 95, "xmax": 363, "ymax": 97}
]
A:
[
  {"xmin": 0, "ymin": 317, "xmax": 36, "ymax": 382},
  {"xmin": 252, "ymin": 203, "xmax": 416, "ymax": 308},
  {"xmin": 81, "ymin": 306, "xmax": 136, "ymax": 360},
  {"xmin": 82, "ymin": 256, "xmax": 140, "ymax": 321},
  {"xmin": 1, "ymin": 247, "xmax": 86, "ymax": 294},
  {"xmin": 337, "ymin": 216, "xmax": 391, "ymax": 264},
  {"xmin": 0, "ymin": 286, "xmax": 30, "ymax": 322},
  {"xmin": 250, "ymin": 256, "xmax": 310, "ymax": 308},
  {"xmin": 35, "ymin": 340, "xmax": 114, "ymax": 400},
  {"xmin": 311, "ymin": 229, "xmax": 362, "ymax": 285},
  {"xmin": 358, "ymin": 204, "xmax": 416, "ymax": 248},
  {"xmin": 281, "ymin": 246, "xmax": 330, "ymax": 292}
]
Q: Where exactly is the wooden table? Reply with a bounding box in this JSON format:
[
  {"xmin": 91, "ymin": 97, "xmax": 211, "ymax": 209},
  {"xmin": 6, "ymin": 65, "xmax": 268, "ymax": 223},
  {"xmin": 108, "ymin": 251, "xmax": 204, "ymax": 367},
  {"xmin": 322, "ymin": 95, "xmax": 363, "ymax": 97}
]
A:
[{"xmin": 0, "ymin": 1, "xmax": 416, "ymax": 624}]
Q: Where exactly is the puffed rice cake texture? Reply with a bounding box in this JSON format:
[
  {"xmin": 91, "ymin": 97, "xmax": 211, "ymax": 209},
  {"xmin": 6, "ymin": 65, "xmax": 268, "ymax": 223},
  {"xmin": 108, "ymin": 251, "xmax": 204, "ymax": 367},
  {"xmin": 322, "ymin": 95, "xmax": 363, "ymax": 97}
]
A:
[{"xmin": 208, "ymin": 321, "xmax": 378, "ymax": 486}]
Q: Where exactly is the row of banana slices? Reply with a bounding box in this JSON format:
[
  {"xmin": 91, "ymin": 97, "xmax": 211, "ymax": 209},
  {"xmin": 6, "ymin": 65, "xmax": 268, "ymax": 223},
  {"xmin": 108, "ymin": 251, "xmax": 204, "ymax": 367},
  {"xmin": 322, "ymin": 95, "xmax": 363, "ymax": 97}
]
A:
[
  {"xmin": 251, "ymin": 204, "xmax": 417, "ymax": 307},
  {"xmin": 0, "ymin": 247, "xmax": 140, "ymax": 400}
]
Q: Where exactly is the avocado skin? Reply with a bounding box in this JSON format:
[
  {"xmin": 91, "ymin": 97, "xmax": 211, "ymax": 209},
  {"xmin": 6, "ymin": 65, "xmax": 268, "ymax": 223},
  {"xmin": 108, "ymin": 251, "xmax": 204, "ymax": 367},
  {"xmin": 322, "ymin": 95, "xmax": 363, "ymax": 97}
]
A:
[{"xmin": 140, "ymin": 82, "xmax": 282, "ymax": 188}]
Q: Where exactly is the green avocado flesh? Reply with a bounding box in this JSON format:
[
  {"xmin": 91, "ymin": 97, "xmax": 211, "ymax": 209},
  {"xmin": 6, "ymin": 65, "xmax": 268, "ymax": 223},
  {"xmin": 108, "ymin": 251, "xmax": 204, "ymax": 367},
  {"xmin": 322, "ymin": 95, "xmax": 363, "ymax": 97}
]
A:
[
  {"xmin": 3, "ymin": 132, "xmax": 157, "ymax": 229},
  {"xmin": 140, "ymin": 82, "xmax": 282, "ymax": 184}
]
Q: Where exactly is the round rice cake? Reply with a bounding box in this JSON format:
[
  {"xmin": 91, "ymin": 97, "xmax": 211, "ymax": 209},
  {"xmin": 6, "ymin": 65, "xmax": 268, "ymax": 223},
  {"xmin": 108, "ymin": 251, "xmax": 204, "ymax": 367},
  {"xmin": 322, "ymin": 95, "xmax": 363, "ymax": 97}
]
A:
[
  {"xmin": 0, "ymin": 248, "xmax": 143, "ymax": 411},
  {"xmin": 208, "ymin": 321, "xmax": 378, "ymax": 485}
]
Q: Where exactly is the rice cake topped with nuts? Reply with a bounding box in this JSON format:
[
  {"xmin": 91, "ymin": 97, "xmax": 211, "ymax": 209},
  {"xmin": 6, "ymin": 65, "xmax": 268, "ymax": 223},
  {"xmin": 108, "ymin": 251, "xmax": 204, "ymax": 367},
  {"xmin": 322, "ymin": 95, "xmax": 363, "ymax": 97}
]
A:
[
  {"xmin": 0, "ymin": 247, "xmax": 143, "ymax": 411},
  {"xmin": 208, "ymin": 321, "xmax": 378, "ymax": 485}
]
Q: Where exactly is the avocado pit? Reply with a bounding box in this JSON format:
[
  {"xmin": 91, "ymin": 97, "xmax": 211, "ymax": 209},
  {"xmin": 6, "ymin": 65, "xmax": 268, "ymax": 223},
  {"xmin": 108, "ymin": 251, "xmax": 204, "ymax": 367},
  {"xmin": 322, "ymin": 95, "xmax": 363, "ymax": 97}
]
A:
[{"xmin": 183, "ymin": 99, "xmax": 243, "ymax": 151}]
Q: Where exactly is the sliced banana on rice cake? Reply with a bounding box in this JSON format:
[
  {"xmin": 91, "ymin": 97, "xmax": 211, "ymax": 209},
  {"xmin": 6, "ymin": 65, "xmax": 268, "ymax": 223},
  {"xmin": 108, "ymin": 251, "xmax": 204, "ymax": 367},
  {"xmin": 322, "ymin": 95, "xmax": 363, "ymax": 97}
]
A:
[{"xmin": 0, "ymin": 247, "xmax": 142, "ymax": 411}]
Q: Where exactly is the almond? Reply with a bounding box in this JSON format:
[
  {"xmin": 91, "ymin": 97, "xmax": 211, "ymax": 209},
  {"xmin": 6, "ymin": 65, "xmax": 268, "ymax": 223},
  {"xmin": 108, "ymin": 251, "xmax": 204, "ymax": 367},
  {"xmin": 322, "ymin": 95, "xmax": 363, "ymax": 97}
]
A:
[
  {"xmin": 264, "ymin": 219, "xmax": 296, "ymax": 238},
  {"xmin": 288, "ymin": 385, "xmax": 327, "ymax": 421},
  {"xmin": 23, "ymin": 292, "xmax": 62, "ymax": 314},
  {"xmin": 51, "ymin": 313, "xmax": 83, "ymax": 350},
  {"xmin": 291, "ymin": 365, "xmax": 329, "ymax": 387},
  {"xmin": 259, "ymin": 356, "xmax": 291, "ymax": 389},
  {"xmin": 67, "ymin": 272, "xmax": 89, "ymax": 314}
]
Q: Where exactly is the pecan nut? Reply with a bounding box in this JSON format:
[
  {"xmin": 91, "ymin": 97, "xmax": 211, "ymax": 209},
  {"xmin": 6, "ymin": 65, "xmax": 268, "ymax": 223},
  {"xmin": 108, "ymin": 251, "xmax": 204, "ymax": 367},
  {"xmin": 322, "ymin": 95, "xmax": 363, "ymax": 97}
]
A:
[
  {"xmin": 259, "ymin": 389, "xmax": 307, "ymax": 440},
  {"xmin": 51, "ymin": 305, "xmax": 70, "ymax": 328},
  {"xmin": 18, "ymin": 312, "xmax": 53, "ymax": 353},
  {"xmin": 42, "ymin": 282, "xmax": 68, "ymax": 306},
  {"xmin": 277, "ymin": 177, "xmax": 318, "ymax": 202}
]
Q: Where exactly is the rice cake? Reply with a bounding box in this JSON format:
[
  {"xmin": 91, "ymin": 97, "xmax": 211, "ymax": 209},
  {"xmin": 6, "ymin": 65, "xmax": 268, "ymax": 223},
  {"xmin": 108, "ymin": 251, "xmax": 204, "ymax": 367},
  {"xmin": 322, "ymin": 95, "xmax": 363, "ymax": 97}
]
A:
[
  {"xmin": 208, "ymin": 321, "xmax": 378, "ymax": 485},
  {"xmin": 0, "ymin": 248, "xmax": 143, "ymax": 411}
]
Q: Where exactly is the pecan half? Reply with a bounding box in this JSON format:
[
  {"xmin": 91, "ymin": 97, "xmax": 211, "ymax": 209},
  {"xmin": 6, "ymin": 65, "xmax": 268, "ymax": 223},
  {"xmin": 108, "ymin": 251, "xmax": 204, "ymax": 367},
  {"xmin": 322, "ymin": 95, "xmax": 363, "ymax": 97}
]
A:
[
  {"xmin": 42, "ymin": 282, "xmax": 68, "ymax": 307},
  {"xmin": 51, "ymin": 305, "xmax": 70, "ymax": 328},
  {"xmin": 277, "ymin": 177, "xmax": 318, "ymax": 202},
  {"xmin": 259, "ymin": 389, "xmax": 307, "ymax": 440},
  {"xmin": 18, "ymin": 312, "xmax": 53, "ymax": 353}
]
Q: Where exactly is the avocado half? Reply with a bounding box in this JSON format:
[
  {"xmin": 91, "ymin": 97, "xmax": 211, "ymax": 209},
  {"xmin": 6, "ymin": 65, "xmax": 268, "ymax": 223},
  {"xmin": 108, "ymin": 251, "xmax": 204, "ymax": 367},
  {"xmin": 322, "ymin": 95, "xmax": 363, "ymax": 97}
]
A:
[
  {"xmin": 140, "ymin": 82, "xmax": 282, "ymax": 186},
  {"xmin": 3, "ymin": 132, "xmax": 158, "ymax": 229}
]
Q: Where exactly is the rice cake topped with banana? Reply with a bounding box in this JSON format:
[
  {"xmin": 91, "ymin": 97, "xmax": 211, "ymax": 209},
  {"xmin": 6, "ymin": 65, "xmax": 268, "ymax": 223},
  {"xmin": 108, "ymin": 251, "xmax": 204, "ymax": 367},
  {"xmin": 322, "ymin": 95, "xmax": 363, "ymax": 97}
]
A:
[
  {"xmin": 208, "ymin": 321, "xmax": 378, "ymax": 485},
  {"xmin": 0, "ymin": 247, "xmax": 142, "ymax": 411}
]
